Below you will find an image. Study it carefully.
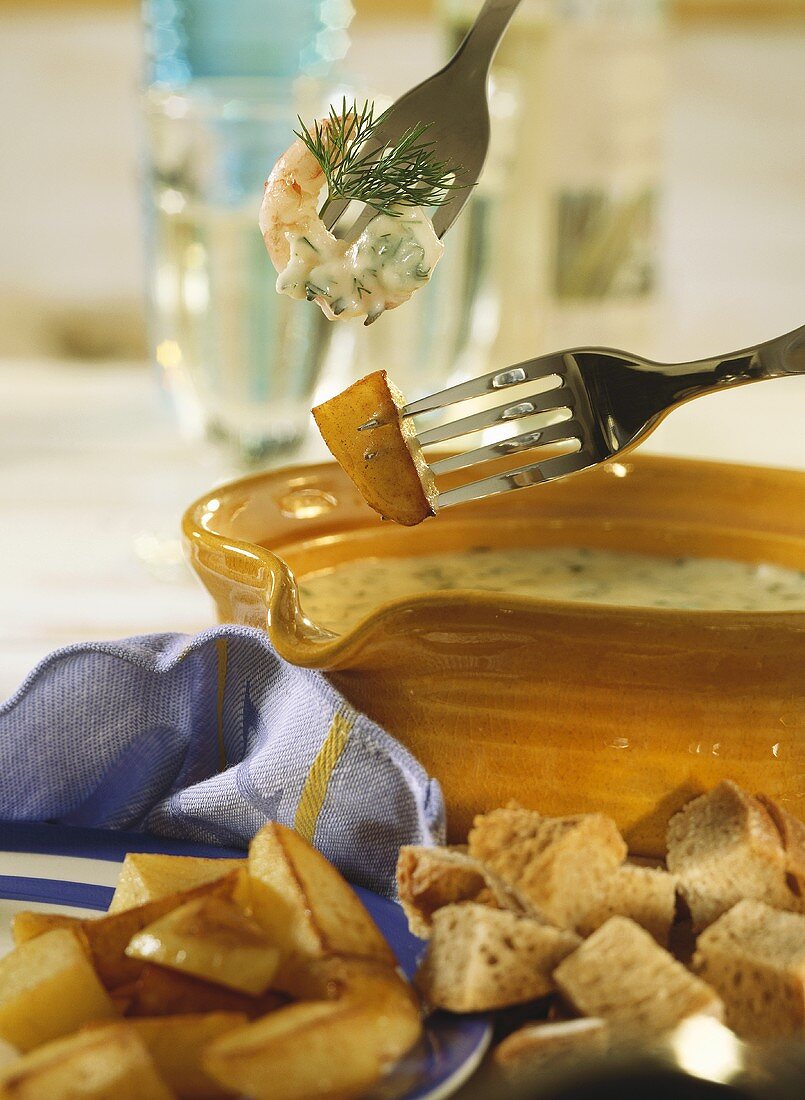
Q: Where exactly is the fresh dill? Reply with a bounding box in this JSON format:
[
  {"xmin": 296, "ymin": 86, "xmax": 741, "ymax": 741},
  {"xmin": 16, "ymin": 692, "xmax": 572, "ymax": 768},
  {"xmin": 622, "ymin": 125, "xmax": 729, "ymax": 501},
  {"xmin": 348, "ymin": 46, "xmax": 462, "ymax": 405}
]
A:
[{"xmin": 294, "ymin": 98, "xmax": 462, "ymax": 218}]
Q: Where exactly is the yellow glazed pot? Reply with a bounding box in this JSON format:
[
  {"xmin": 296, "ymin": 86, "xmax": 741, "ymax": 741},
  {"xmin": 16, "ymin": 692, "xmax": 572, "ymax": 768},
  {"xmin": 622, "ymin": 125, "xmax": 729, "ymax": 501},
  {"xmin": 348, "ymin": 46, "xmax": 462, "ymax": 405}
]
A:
[{"xmin": 183, "ymin": 455, "xmax": 805, "ymax": 854}]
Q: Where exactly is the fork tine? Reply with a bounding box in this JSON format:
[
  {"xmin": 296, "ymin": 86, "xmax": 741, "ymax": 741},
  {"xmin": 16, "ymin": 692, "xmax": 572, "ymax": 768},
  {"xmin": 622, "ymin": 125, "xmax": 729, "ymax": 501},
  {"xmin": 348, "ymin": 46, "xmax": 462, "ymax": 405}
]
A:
[
  {"xmin": 437, "ymin": 449, "xmax": 593, "ymax": 510},
  {"xmin": 319, "ymin": 196, "xmax": 352, "ymax": 234},
  {"xmin": 417, "ymin": 386, "xmax": 573, "ymax": 447},
  {"xmin": 403, "ymin": 352, "xmax": 568, "ymax": 417},
  {"xmin": 429, "ymin": 419, "xmax": 582, "ymax": 475}
]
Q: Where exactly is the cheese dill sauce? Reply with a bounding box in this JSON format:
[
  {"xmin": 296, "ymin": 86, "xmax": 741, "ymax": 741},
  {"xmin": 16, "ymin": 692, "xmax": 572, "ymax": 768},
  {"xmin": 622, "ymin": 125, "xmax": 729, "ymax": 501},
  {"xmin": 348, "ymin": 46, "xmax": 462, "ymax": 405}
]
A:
[
  {"xmin": 276, "ymin": 208, "xmax": 443, "ymax": 323},
  {"xmin": 297, "ymin": 546, "xmax": 805, "ymax": 634}
]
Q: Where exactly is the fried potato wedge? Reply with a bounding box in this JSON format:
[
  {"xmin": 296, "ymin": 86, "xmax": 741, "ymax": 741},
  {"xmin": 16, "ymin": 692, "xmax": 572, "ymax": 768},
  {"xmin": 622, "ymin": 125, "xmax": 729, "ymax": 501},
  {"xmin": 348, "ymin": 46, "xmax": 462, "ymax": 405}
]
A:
[
  {"xmin": 0, "ymin": 1023, "xmax": 172, "ymax": 1099},
  {"xmin": 81, "ymin": 871, "xmax": 242, "ymax": 989},
  {"xmin": 0, "ymin": 929, "xmax": 116, "ymax": 1053},
  {"xmin": 126, "ymin": 897, "xmax": 280, "ymax": 995},
  {"xmin": 109, "ymin": 854, "xmax": 245, "ymax": 914},
  {"xmin": 248, "ymin": 823, "xmax": 395, "ymax": 965},
  {"xmin": 275, "ymin": 954, "xmax": 422, "ymax": 1063},
  {"xmin": 121, "ymin": 964, "xmax": 286, "ymax": 1019},
  {"xmin": 132, "ymin": 1013, "xmax": 247, "ymax": 1099},
  {"xmin": 0, "ymin": 1040, "xmax": 18, "ymax": 1070},
  {"xmin": 312, "ymin": 369, "xmax": 437, "ymax": 527},
  {"xmin": 11, "ymin": 912, "xmax": 83, "ymax": 948},
  {"xmin": 203, "ymin": 1001, "xmax": 389, "ymax": 1100}
]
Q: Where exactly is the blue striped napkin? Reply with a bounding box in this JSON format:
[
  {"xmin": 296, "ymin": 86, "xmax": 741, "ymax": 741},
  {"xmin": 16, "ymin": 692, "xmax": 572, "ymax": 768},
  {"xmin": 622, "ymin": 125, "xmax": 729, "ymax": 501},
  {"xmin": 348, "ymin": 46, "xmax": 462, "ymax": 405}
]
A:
[{"xmin": 0, "ymin": 626, "xmax": 445, "ymax": 897}]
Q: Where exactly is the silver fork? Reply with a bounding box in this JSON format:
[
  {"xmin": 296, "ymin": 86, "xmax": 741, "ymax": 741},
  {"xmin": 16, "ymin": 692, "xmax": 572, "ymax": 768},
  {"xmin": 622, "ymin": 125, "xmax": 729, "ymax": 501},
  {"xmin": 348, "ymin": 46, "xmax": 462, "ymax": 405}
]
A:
[
  {"xmin": 320, "ymin": 0, "xmax": 523, "ymax": 248},
  {"xmin": 401, "ymin": 324, "xmax": 805, "ymax": 510}
]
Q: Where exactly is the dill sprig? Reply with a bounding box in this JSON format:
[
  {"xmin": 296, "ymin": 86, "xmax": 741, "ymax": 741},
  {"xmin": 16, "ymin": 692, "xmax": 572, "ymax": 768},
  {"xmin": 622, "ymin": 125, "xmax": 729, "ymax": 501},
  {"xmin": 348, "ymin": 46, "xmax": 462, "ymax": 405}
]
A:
[{"xmin": 294, "ymin": 98, "xmax": 462, "ymax": 218}]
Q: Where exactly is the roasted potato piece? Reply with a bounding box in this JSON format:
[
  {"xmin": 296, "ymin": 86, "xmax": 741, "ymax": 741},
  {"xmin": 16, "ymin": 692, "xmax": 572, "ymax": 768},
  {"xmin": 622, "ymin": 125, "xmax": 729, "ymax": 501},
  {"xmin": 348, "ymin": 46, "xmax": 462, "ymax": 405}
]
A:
[
  {"xmin": 275, "ymin": 953, "xmax": 422, "ymax": 1062},
  {"xmin": 0, "ymin": 1023, "xmax": 172, "ymax": 1099},
  {"xmin": 126, "ymin": 897, "xmax": 280, "ymax": 996},
  {"xmin": 132, "ymin": 1013, "xmax": 246, "ymax": 1099},
  {"xmin": 0, "ymin": 929, "xmax": 116, "ymax": 1053},
  {"xmin": 11, "ymin": 912, "xmax": 83, "ymax": 948},
  {"xmin": 248, "ymin": 823, "xmax": 395, "ymax": 965},
  {"xmin": 109, "ymin": 854, "xmax": 245, "ymax": 913},
  {"xmin": 80, "ymin": 872, "xmax": 242, "ymax": 989},
  {"xmin": 203, "ymin": 1001, "xmax": 389, "ymax": 1100},
  {"xmin": 312, "ymin": 369, "xmax": 437, "ymax": 527},
  {"xmin": 122, "ymin": 965, "xmax": 286, "ymax": 1019},
  {"xmin": 0, "ymin": 1039, "xmax": 18, "ymax": 1069}
]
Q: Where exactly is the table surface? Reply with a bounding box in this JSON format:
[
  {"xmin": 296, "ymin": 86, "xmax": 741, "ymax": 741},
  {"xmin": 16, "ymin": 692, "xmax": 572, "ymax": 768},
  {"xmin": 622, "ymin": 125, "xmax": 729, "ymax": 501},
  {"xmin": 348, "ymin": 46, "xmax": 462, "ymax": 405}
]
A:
[{"xmin": 1, "ymin": 24, "xmax": 804, "ymax": 703}]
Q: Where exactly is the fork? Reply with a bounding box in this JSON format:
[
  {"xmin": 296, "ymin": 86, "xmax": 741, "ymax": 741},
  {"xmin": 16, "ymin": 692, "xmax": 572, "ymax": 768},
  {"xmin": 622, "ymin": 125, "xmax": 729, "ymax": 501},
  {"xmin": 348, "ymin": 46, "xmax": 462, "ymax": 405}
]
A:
[
  {"xmin": 320, "ymin": 0, "xmax": 523, "ymax": 249},
  {"xmin": 399, "ymin": 324, "xmax": 805, "ymax": 509}
]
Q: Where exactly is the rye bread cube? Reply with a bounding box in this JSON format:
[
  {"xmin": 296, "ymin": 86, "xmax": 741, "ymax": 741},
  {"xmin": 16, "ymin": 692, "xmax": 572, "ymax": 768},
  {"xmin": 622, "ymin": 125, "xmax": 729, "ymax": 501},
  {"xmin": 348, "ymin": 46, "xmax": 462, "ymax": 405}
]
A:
[
  {"xmin": 666, "ymin": 781, "xmax": 797, "ymax": 931},
  {"xmin": 577, "ymin": 864, "xmax": 677, "ymax": 946},
  {"xmin": 469, "ymin": 813, "xmax": 627, "ymax": 931},
  {"xmin": 693, "ymin": 899, "xmax": 805, "ymax": 1041},
  {"xmin": 554, "ymin": 917, "xmax": 723, "ymax": 1040},
  {"xmin": 415, "ymin": 903, "xmax": 580, "ymax": 1012}
]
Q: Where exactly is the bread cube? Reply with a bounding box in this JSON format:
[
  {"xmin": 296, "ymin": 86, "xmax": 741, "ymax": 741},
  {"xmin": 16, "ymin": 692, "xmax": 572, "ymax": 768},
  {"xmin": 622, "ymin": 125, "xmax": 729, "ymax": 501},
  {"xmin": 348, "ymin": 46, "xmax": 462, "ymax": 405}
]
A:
[
  {"xmin": 577, "ymin": 864, "xmax": 677, "ymax": 945},
  {"xmin": 470, "ymin": 813, "xmax": 627, "ymax": 931},
  {"xmin": 666, "ymin": 781, "xmax": 797, "ymax": 930},
  {"xmin": 415, "ymin": 902, "xmax": 580, "ymax": 1012},
  {"xmin": 554, "ymin": 916, "xmax": 723, "ymax": 1039},
  {"xmin": 693, "ymin": 899, "xmax": 805, "ymax": 1041},
  {"xmin": 493, "ymin": 1018, "xmax": 609, "ymax": 1079},
  {"xmin": 0, "ymin": 929, "xmax": 115, "ymax": 1052}
]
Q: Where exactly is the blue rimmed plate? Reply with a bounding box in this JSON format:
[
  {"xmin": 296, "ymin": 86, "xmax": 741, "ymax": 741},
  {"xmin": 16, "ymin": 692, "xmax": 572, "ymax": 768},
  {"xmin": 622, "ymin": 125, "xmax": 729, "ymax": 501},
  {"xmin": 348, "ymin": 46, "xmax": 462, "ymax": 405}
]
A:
[{"xmin": 0, "ymin": 822, "xmax": 490, "ymax": 1100}]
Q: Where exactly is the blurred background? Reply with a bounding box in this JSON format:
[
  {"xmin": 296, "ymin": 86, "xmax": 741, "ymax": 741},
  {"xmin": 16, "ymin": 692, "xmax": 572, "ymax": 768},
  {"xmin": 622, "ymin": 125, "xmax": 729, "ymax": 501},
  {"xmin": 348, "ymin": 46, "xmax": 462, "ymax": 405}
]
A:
[{"xmin": 1, "ymin": 0, "xmax": 804, "ymax": 690}]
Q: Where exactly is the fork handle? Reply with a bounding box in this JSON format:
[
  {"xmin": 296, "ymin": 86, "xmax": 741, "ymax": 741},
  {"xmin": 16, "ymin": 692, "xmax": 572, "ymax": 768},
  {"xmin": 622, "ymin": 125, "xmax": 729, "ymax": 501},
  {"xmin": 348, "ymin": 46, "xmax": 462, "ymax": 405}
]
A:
[
  {"xmin": 665, "ymin": 322, "xmax": 805, "ymax": 406},
  {"xmin": 451, "ymin": 0, "xmax": 523, "ymax": 81}
]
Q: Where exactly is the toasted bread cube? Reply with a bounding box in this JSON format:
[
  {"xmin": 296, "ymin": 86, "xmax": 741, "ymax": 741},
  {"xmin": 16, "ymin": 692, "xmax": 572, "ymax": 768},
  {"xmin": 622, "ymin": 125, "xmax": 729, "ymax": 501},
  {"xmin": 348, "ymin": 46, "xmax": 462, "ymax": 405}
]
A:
[
  {"xmin": 577, "ymin": 864, "xmax": 678, "ymax": 946},
  {"xmin": 554, "ymin": 916, "xmax": 723, "ymax": 1039},
  {"xmin": 109, "ymin": 854, "xmax": 245, "ymax": 913},
  {"xmin": 493, "ymin": 1018, "xmax": 609, "ymax": 1079},
  {"xmin": 756, "ymin": 795, "xmax": 805, "ymax": 904},
  {"xmin": 312, "ymin": 370, "xmax": 437, "ymax": 527},
  {"xmin": 470, "ymin": 813, "xmax": 627, "ymax": 931},
  {"xmin": 0, "ymin": 929, "xmax": 116, "ymax": 1052},
  {"xmin": 666, "ymin": 781, "xmax": 797, "ymax": 931},
  {"xmin": 415, "ymin": 902, "xmax": 580, "ymax": 1012},
  {"xmin": 396, "ymin": 845, "xmax": 527, "ymax": 939},
  {"xmin": 204, "ymin": 1001, "xmax": 404, "ymax": 1100},
  {"xmin": 132, "ymin": 1013, "xmax": 247, "ymax": 1099},
  {"xmin": 248, "ymin": 822, "xmax": 394, "ymax": 965},
  {"xmin": 693, "ymin": 899, "xmax": 805, "ymax": 1041},
  {"xmin": 0, "ymin": 1023, "xmax": 172, "ymax": 1099},
  {"xmin": 126, "ymin": 896, "xmax": 280, "ymax": 995},
  {"xmin": 467, "ymin": 803, "xmax": 545, "ymax": 862}
]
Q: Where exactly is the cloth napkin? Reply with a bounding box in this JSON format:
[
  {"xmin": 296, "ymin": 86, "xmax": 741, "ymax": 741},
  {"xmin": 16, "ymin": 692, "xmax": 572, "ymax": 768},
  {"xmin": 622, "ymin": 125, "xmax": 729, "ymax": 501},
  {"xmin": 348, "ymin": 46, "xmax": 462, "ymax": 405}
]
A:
[{"xmin": 0, "ymin": 626, "xmax": 445, "ymax": 897}]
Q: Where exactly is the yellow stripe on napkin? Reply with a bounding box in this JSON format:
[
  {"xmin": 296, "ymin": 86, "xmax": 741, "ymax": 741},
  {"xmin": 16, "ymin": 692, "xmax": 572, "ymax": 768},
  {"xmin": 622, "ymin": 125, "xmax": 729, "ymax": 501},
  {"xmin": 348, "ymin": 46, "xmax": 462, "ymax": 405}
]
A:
[{"xmin": 295, "ymin": 707, "xmax": 355, "ymax": 842}]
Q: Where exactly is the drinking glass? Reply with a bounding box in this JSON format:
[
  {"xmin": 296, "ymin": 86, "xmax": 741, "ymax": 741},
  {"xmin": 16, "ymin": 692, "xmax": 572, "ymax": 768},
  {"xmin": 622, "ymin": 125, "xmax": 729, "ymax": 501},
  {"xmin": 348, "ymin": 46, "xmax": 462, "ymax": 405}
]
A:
[{"xmin": 144, "ymin": 77, "xmax": 335, "ymax": 464}]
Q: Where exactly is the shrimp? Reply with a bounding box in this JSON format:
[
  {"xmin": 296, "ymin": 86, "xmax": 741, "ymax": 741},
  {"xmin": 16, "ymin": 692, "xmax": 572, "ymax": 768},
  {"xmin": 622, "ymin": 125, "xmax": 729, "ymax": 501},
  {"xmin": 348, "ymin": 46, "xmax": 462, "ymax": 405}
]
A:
[{"xmin": 259, "ymin": 120, "xmax": 444, "ymax": 323}]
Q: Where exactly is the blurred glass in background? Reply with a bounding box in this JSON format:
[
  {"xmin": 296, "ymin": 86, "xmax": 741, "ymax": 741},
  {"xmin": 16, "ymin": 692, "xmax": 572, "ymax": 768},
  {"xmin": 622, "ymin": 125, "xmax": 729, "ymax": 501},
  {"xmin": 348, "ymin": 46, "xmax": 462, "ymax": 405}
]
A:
[
  {"xmin": 142, "ymin": 1, "xmax": 354, "ymax": 464},
  {"xmin": 439, "ymin": 0, "xmax": 668, "ymax": 368}
]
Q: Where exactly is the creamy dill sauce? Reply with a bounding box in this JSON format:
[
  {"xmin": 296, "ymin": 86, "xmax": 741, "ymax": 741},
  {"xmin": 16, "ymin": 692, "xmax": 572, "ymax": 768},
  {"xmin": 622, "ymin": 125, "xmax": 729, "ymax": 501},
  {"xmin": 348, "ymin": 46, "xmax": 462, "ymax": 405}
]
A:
[
  {"xmin": 277, "ymin": 208, "xmax": 443, "ymax": 322},
  {"xmin": 298, "ymin": 546, "xmax": 805, "ymax": 633}
]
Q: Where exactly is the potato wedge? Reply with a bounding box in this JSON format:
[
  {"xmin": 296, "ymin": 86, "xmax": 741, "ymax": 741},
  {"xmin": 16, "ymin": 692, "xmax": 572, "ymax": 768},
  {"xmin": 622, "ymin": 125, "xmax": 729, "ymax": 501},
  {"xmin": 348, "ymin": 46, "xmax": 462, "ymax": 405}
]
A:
[
  {"xmin": 122, "ymin": 964, "xmax": 286, "ymax": 1019},
  {"xmin": 80, "ymin": 871, "xmax": 242, "ymax": 989},
  {"xmin": 126, "ymin": 897, "xmax": 280, "ymax": 995},
  {"xmin": 0, "ymin": 1040, "xmax": 18, "ymax": 1070},
  {"xmin": 132, "ymin": 1013, "xmax": 246, "ymax": 1099},
  {"xmin": 203, "ymin": 1001, "xmax": 388, "ymax": 1100},
  {"xmin": 275, "ymin": 954, "xmax": 422, "ymax": 1063},
  {"xmin": 312, "ymin": 370, "xmax": 437, "ymax": 527},
  {"xmin": 0, "ymin": 1023, "xmax": 172, "ymax": 1099},
  {"xmin": 0, "ymin": 929, "xmax": 116, "ymax": 1053},
  {"xmin": 11, "ymin": 912, "xmax": 84, "ymax": 948},
  {"xmin": 109, "ymin": 854, "xmax": 245, "ymax": 913},
  {"xmin": 248, "ymin": 823, "xmax": 395, "ymax": 965}
]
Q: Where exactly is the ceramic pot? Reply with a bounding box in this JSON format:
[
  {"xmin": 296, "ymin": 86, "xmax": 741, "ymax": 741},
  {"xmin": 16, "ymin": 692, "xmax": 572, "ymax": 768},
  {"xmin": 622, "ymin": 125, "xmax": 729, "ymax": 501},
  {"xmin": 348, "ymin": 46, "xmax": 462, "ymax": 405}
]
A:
[{"xmin": 183, "ymin": 455, "xmax": 805, "ymax": 852}]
